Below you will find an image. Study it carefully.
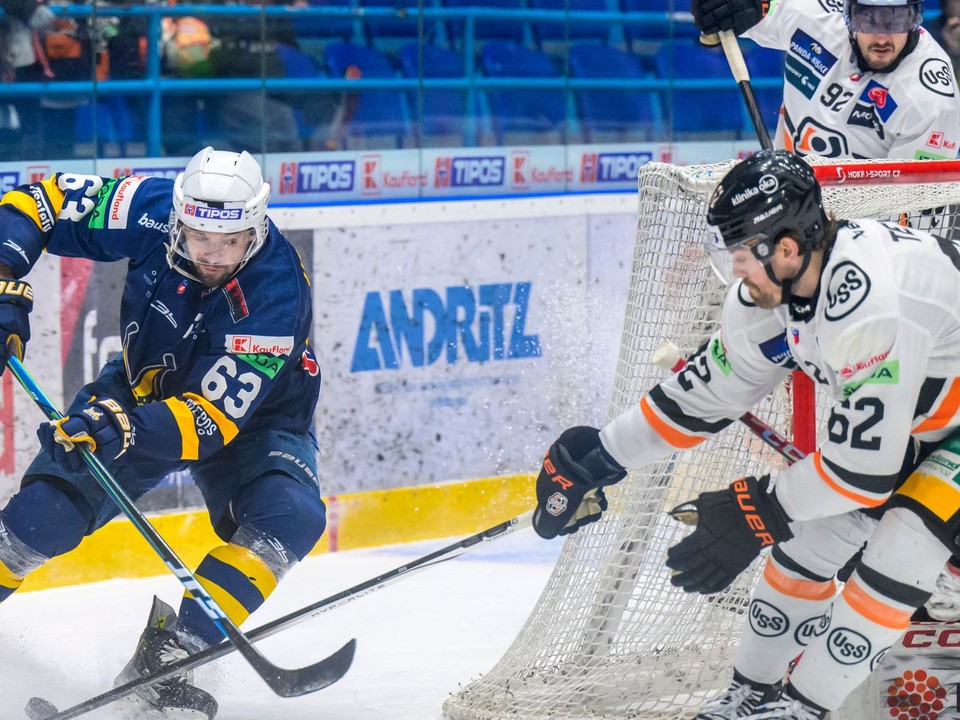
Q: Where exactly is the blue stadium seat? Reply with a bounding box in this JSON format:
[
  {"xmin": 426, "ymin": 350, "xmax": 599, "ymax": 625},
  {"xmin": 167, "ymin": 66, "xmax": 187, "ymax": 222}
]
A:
[
  {"xmin": 75, "ymin": 96, "xmax": 139, "ymax": 156},
  {"xmin": 324, "ymin": 42, "xmax": 409, "ymax": 147},
  {"xmin": 480, "ymin": 41, "xmax": 567, "ymax": 142},
  {"xmin": 654, "ymin": 39, "xmax": 743, "ymax": 138},
  {"xmin": 399, "ymin": 43, "xmax": 466, "ymax": 141},
  {"xmin": 443, "ymin": 0, "xmax": 527, "ymax": 45},
  {"xmin": 623, "ymin": 0, "xmax": 698, "ymax": 44},
  {"xmin": 275, "ymin": 43, "xmax": 325, "ymax": 144},
  {"xmin": 528, "ymin": 0, "xmax": 611, "ymax": 44},
  {"xmin": 742, "ymin": 41, "xmax": 785, "ymax": 136},
  {"xmin": 569, "ymin": 43, "xmax": 659, "ymax": 141}
]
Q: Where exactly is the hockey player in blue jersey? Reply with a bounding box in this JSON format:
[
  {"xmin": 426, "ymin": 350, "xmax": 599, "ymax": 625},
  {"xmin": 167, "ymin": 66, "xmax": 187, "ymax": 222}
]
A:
[{"xmin": 0, "ymin": 147, "xmax": 325, "ymax": 719}]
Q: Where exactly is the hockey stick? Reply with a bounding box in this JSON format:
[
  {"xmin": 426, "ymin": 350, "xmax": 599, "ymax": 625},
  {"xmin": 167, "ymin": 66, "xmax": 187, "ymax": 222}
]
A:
[
  {"xmin": 24, "ymin": 510, "xmax": 534, "ymax": 720},
  {"xmin": 652, "ymin": 341, "xmax": 806, "ymax": 465},
  {"xmin": 717, "ymin": 29, "xmax": 773, "ymax": 151},
  {"xmin": 5, "ymin": 357, "xmax": 356, "ymax": 700}
]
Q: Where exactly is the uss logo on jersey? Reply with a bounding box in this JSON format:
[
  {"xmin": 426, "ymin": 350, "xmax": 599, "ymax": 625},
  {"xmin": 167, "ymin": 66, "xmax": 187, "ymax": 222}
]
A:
[
  {"xmin": 920, "ymin": 58, "xmax": 956, "ymax": 97},
  {"xmin": 825, "ymin": 261, "xmax": 870, "ymax": 321}
]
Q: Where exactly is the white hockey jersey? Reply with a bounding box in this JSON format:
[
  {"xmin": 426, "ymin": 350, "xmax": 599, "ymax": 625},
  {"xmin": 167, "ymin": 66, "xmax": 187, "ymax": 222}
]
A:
[
  {"xmin": 743, "ymin": 0, "xmax": 960, "ymax": 159},
  {"xmin": 601, "ymin": 219, "xmax": 960, "ymax": 523}
]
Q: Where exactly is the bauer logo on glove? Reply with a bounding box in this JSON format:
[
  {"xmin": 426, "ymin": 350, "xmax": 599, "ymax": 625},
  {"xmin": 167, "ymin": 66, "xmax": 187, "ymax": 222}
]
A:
[
  {"xmin": 665, "ymin": 474, "xmax": 793, "ymax": 594},
  {"xmin": 38, "ymin": 396, "xmax": 134, "ymax": 472},
  {"xmin": 532, "ymin": 426, "xmax": 627, "ymax": 540}
]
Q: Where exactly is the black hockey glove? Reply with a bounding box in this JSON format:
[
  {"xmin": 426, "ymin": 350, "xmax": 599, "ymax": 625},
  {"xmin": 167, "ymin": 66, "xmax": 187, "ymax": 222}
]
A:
[
  {"xmin": 0, "ymin": 279, "xmax": 32, "ymax": 371},
  {"xmin": 666, "ymin": 474, "xmax": 792, "ymax": 594},
  {"xmin": 533, "ymin": 426, "xmax": 627, "ymax": 540},
  {"xmin": 691, "ymin": 0, "xmax": 768, "ymax": 41},
  {"xmin": 37, "ymin": 397, "xmax": 133, "ymax": 472}
]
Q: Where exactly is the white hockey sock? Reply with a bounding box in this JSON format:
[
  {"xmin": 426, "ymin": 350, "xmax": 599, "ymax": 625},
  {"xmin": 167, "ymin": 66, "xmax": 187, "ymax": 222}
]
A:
[
  {"xmin": 787, "ymin": 581, "xmax": 912, "ymax": 710},
  {"xmin": 733, "ymin": 557, "xmax": 836, "ymax": 686}
]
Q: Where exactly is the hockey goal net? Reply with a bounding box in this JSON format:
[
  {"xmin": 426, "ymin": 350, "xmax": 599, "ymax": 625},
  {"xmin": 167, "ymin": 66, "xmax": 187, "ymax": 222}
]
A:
[{"xmin": 442, "ymin": 157, "xmax": 960, "ymax": 720}]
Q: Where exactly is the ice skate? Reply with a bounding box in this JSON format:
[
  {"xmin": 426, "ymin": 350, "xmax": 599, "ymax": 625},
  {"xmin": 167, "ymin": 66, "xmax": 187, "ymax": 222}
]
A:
[
  {"xmin": 114, "ymin": 596, "xmax": 218, "ymax": 719},
  {"xmin": 695, "ymin": 672, "xmax": 782, "ymax": 719}
]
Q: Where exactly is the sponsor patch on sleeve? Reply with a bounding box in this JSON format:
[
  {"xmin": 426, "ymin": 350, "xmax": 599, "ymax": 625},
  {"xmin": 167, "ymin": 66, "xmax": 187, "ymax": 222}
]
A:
[
  {"xmin": 710, "ymin": 335, "xmax": 732, "ymax": 375},
  {"xmin": 236, "ymin": 352, "xmax": 286, "ymax": 378},
  {"xmin": 759, "ymin": 333, "xmax": 792, "ymax": 365},
  {"xmin": 226, "ymin": 334, "xmax": 295, "ymax": 356}
]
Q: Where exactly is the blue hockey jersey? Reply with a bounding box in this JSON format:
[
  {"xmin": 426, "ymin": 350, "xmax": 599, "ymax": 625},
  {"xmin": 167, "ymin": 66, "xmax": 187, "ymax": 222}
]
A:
[{"xmin": 0, "ymin": 172, "xmax": 321, "ymax": 464}]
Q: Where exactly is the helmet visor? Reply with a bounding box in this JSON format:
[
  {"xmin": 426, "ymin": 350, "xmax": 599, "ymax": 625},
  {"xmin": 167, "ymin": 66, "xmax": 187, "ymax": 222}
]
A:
[
  {"xmin": 704, "ymin": 225, "xmax": 776, "ymax": 285},
  {"xmin": 169, "ymin": 224, "xmax": 257, "ymax": 286},
  {"xmin": 849, "ymin": 4, "xmax": 918, "ymax": 33}
]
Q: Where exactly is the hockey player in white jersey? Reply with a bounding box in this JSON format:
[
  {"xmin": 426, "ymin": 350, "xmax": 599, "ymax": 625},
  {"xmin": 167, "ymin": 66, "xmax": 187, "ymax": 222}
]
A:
[
  {"xmin": 531, "ymin": 150, "xmax": 960, "ymax": 718},
  {"xmin": 692, "ymin": 0, "xmax": 960, "ymax": 159}
]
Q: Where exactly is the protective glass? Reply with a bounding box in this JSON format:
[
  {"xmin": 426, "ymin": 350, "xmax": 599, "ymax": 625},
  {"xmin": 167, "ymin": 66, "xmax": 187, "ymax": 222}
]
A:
[
  {"xmin": 169, "ymin": 224, "xmax": 256, "ymax": 284},
  {"xmin": 704, "ymin": 225, "xmax": 776, "ymax": 285},
  {"xmin": 849, "ymin": 4, "xmax": 918, "ymax": 33}
]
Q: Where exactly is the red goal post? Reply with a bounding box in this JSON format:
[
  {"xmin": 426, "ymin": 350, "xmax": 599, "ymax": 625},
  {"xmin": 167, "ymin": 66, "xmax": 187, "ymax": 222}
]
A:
[{"xmin": 441, "ymin": 156, "xmax": 960, "ymax": 720}]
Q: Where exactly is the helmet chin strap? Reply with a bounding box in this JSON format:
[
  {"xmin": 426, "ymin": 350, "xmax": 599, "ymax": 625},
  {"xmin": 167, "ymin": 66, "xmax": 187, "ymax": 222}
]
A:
[{"xmin": 763, "ymin": 247, "xmax": 814, "ymax": 306}]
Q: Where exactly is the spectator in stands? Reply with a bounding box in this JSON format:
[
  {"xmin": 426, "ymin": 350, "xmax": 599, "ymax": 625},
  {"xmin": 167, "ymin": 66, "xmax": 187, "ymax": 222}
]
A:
[
  {"xmin": 0, "ymin": 0, "xmax": 53, "ymax": 159},
  {"xmin": 199, "ymin": 0, "xmax": 339, "ymax": 154},
  {"xmin": 691, "ymin": 0, "xmax": 960, "ymax": 159},
  {"xmin": 929, "ymin": 0, "xmax": 960, "ymax": 83}
]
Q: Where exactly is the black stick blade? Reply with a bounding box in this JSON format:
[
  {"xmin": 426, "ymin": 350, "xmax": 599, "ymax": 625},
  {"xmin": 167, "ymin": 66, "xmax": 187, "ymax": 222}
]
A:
[
  {"xmin": 24, "ymin": 697, "xmax": 58, "ymax": 720},
  {"xmin": 259, "ymin": 638, "xmax": 357, "ymax": 697}
]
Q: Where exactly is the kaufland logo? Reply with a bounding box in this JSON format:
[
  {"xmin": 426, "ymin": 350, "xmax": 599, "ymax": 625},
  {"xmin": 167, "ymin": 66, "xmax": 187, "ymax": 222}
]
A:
[
  {"xmin": 226, "ymin": 334, "xmax": 295, "ymax": 356},
  {"xmin": 510, "ymin": 151, "xmax": 574, "ymax": 189},
  {"xmin": 183, "ymin": 203, "xmax": 243, "ymax": 221},
  {"xmin": 362, "ymin": 155, "xmax": 380, "ymax": 195},
  {"xmin": 580, "ymin": 152, "xmax": 653, "ymax": 183},
  {"xmin": 280, "ymin": 160, "xmax": 355, "ymax": 194},
  {"xmin": 434, "ymin": 156, "xmax": 505, "ymax": 188}
]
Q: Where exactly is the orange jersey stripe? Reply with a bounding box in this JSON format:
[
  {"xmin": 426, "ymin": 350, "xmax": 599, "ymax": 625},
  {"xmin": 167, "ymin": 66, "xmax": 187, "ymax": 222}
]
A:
[
  {"xmin": 842, "ymin": 578, "xmax": 912, "ymax": 630},
  {"xmin": 914, "ymin": 377, "xmax": 960, "ymax": 434},
  {"xmin": 639, "ymin": 396, "xmax": 704, "ymax": 449},
  {"xmin": 763, "ymin": 561, "xmax": 836, "ymax": 601},
  {"xmin": 813, "ymin": 452, "xmax": 886, "ymax": 508}
]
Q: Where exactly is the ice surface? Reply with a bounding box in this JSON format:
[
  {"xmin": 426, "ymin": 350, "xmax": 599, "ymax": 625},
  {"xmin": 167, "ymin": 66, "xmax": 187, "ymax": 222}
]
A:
[{"xmin": 0, "ymin": 526, "xmax": 560, "ymax": 720}]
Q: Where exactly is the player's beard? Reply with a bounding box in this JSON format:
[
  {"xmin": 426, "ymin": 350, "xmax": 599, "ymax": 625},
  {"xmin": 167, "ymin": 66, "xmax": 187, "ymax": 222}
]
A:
[
  {"xmin": 743, "ymin": 279, "xmax": 782, "ymax": 309},
  {"xmin": 862, "ymin": 40, "xmax": 899, "ymax": 70}
]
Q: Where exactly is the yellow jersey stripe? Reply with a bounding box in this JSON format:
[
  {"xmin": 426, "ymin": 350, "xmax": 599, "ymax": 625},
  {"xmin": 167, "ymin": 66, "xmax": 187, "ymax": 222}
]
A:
[
  {"xmin": 181, "ymin": 392, "xmax": 240, "ymax": 444},
  {"xmin": 163, "ymin": 397, "xmax": 200, "ymax": 461}
]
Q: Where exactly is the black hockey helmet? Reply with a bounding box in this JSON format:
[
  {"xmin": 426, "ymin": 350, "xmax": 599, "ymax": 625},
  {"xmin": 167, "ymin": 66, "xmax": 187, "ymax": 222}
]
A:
[{"xmin": 705, "ymin": 150, "xmax": 827, "ymax": 286}]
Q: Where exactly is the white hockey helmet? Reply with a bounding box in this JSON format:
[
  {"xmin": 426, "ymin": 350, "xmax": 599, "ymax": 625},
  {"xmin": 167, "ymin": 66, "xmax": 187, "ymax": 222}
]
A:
[
  {"xmin": 844, "ymin": 0, "xmax": 923, "ymax": 34},
  {"xmin": 167, "ymin": 147, "xmax": 271, "ymax": 283}
]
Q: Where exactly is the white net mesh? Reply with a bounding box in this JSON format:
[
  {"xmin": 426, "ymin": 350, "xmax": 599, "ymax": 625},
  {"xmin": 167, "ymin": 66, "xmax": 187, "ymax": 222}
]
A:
[{"xmin": 442, "ymin": 157, "xmax": 960, "ymax": 720}]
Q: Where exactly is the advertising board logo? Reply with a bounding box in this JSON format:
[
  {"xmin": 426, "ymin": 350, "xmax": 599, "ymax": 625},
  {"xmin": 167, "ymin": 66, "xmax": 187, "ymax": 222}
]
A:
[
  {"xmin": 579, "ymin": 152, "xmax": 653, "ymax": 183},
  {"xmin": 279, "ymin": 162, "xmax": 298, "ymax": 194},
  {"xmin": 27, "ymin": 166, "xmax": 49, "ymax": 183},
  {"xmin": 351, "ymin": 282, "xmax": 542, "ymax": 371},
  {"xmin": 362, "ymin": 155, "xmax": 381, "ymax": 195},
  {"xmin": 511, "ymin": 150, "xmax": 529, "ymax": 188},
  {"xmin": 433, "ymin": 156, "xmax": 505, "ymax": 188},
  {"xmin": 126, "ymin": 167, "xmax": 183, "ymax": 180},
  {"xmin": 0, "ymin": 172, "xmax": 19, "ymax": 193},
  {"xmin": 292, "ymin": 160, "xmax": 355, "ymax": 193}
]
